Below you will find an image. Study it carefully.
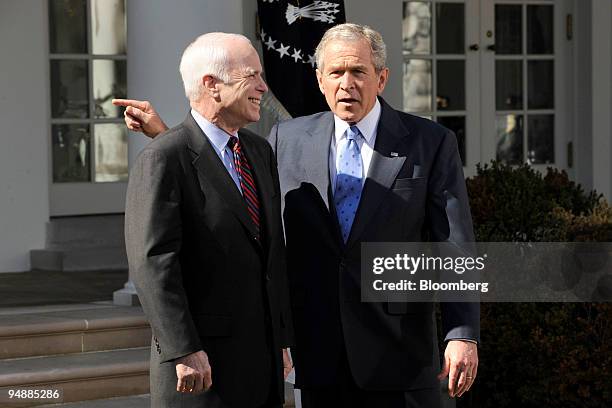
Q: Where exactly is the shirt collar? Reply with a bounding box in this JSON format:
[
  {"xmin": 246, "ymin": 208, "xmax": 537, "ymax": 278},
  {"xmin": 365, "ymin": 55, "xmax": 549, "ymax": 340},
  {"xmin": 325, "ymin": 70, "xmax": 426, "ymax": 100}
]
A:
[
  {"xmin": 191, "ymin": 109, "xmax": 238, "ymax": 151},
  {"xmin": 333, "ymin": 97, "xmax": 381, "ymax": 146}
]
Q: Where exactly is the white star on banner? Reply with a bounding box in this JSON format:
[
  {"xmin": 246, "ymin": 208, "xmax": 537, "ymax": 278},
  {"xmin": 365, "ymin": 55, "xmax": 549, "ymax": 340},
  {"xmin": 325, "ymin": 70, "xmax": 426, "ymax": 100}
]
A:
[
  {"xmin": 305, "ymin": 54, "xmax": 316, "ymax": 67},
  {"xmin": 276, "ymin": 43, "xmax": 290, "ymax": 59},
  {"xmin": 260, "ymin": 28, "xmax": 266, "ymax": 41},
  {"xmin": 291, "ymin": 48, "xmax": 303, "ymax": 63},
  {"xmin": 265, "ymin": 37, "xmax": 277, "ymax": 51}
]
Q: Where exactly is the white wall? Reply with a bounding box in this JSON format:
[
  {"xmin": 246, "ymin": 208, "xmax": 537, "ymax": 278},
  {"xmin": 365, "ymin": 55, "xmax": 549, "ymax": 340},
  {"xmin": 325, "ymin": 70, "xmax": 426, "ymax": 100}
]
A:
[
  {"xmin": 0, "ymin": 0, "xmax": 49, "ymax": 272},
  {"xmin": 126, "ymin": 0, "xmax": 245, "ymax": 162}
]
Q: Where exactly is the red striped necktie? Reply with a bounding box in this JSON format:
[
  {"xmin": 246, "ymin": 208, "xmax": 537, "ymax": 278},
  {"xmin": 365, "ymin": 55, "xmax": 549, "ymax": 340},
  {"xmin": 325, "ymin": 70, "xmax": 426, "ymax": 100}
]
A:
[{"xmin": 228, "ymin": 136, "xmax": 260, "ymax": 236}]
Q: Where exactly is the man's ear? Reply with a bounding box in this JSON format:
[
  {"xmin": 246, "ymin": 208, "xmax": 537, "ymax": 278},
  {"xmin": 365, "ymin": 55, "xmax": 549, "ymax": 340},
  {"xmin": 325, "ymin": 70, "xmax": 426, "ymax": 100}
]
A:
[
  {"xmin": 377, "ymin": 67, "xmax": 389, "ymax": 95},
  {"xmin": 202, "ymin": 75, "xmax": 220, "ymax": 98},
  {"xmin": 315, "ymin": 69, "xmax": 325, "ymax": 95}
]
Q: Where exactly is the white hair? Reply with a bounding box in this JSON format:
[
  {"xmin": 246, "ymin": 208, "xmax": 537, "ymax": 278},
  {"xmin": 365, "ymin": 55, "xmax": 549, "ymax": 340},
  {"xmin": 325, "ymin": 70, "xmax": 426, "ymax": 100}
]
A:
[{"xmin": 179, "ymin": 32, "xmax": 252, "ymax": 101}]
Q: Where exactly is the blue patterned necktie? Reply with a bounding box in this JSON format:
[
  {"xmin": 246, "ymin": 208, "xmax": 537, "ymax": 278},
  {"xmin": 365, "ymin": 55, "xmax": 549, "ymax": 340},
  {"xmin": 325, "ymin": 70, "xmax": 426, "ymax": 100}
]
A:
[{"xmin": 334, "ymin": 125, "xmax": 363, "ymax": 243}]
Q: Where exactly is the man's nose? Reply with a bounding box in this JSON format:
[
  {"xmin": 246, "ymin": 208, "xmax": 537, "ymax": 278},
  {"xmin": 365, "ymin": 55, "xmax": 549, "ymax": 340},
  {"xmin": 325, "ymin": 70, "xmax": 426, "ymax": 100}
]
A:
[
  {"xmin": 258, "ymin": 76, "xmax": 268, "ymax": 93},
  {"xmin": 339, "ymin": 72, "xmax": 354, "ymax": 90}
]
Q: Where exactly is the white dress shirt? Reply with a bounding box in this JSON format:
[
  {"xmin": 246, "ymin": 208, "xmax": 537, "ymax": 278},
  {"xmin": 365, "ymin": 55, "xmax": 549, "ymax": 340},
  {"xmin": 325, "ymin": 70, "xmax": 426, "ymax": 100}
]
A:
[{"xmin": 191, "ymin": 109, "xmax": 242, "ymax": 193}]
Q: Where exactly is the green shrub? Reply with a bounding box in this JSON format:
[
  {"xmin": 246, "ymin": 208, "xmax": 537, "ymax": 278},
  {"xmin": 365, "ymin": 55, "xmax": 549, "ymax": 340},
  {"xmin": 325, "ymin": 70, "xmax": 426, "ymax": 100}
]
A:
[
  {"xmin": 459, "ymin": 162, "xmax": 612, "ymax": 408},
  {"xmin": 466, "ymin": 162, "xmax": 602, "ymax": 242}
]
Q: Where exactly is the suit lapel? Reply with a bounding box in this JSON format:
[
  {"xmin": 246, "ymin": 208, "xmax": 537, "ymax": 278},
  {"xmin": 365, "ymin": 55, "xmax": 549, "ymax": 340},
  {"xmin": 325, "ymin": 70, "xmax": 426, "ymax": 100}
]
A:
[
  {"xmin": 346, "ymin": 99, "xmax": 408, "ymax": 249},
  {"xmin": 304, "ymin": 112, "xmax": 335, "ymax": 212},
  {"xmin": 302, "ymin": 113, "xmax": 346, "ymax": 251},
  {"xmin": 184, "ymin": 115, "xmax": 259, "ymax": 240}
]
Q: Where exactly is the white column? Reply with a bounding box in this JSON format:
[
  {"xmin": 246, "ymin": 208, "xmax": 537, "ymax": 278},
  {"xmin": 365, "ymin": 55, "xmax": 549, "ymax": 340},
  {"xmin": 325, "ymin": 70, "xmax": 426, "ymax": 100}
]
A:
[
  {"xmin": 115, "ymin": 0, "xmax": 244, "ymax": 304},
  {"xmin": 0, "ymin": 0, "xmax": 49, "ymax": 272},
  {"xmin": 591, "ymin": 0, "xmax": 612, "ymax": 201}
]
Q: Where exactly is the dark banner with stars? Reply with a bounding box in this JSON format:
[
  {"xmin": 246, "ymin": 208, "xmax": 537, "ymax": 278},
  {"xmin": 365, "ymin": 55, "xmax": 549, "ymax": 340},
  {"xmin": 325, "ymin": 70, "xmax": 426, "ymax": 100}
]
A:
[{"xmin": 257, "ymin": 0, "xmax": 345, "ymax": 117}]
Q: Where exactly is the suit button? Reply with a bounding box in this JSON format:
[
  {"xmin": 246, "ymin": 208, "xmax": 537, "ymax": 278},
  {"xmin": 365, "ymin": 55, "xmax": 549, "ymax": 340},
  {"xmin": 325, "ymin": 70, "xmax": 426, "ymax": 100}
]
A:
[
  {"xmin": 265, "ymin": 274, "xmax": 271, "ymax": 281},
  {"xmin": 339, "ymin": 261, "xmax": 346, "ymax": 268}
]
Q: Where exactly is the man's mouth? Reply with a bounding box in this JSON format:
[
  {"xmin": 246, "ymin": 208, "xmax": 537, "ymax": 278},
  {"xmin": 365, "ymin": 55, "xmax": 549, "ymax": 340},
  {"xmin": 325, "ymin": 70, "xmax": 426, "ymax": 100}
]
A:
[
  {"xmin": 338, "ymin": 98, "xmax": 358, "ymax": 104},
  {"xmin": 248, "ymin": 97, "xmax": 261, "ymax": 105}
]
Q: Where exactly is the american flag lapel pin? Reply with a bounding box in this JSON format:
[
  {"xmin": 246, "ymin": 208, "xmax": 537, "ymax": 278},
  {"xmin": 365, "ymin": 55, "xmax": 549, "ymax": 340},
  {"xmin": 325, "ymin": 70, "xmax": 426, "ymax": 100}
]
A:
[{"xmin": 390, "ymin": 152, "xmax": 399, "ymax": 157}]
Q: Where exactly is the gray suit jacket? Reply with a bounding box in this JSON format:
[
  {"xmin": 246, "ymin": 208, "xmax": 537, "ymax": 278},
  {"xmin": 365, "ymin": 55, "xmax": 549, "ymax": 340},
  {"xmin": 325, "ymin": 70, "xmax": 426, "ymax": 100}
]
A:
[{"xmin": 268, "ymin": 98, "xmax": 479, "ymax": 393}]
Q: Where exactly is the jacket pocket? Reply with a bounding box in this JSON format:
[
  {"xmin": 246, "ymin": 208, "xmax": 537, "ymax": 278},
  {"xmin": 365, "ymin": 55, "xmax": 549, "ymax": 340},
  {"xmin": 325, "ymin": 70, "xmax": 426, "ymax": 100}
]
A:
[{"xmin": 393, "ymin": 177, "xmax": 427, "ymax": 190}]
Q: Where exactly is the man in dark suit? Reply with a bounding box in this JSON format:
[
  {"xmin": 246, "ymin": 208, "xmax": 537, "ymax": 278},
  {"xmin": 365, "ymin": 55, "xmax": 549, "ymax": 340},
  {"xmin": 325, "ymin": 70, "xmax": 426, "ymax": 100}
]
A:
[
  {"xmin": 267, "ymin": 23, "xmax": 479, "ymax": 408},
  {"xmin": 117, "ymin": 23, "xmax": 479, "ymax": 408},
  {"xmin": 123, "ymin": 32, "xmax": 292, "ymax": 408}
]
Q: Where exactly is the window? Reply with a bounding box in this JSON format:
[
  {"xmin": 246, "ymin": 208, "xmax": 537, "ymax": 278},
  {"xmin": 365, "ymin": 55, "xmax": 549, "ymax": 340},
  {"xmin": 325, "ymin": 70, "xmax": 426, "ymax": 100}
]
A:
[
  {"xmin": 402, "ymin": 0, "xmax": 561, "ymax": 172},
  {"xmin": 402, "ymin": 1, "xmax": 468, "ymax": 165},
  {"xmin": 494, "ymin": 3, "xmax": 555, "ymax": 165},
  {"xmin": 49, "ymin": 0, "xmax": 127, "ymax": 183}
]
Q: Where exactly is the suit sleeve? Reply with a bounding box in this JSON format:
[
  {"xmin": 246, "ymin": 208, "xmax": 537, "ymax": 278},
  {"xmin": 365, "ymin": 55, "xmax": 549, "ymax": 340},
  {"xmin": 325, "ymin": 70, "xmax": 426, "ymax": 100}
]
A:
[
  {"xmin": 426, "ymin": 129, "xmax": 481, "ymax": 343},
  {"xmin": 125, "ymin": 148, "xmax": 202, "ymax": 362}
]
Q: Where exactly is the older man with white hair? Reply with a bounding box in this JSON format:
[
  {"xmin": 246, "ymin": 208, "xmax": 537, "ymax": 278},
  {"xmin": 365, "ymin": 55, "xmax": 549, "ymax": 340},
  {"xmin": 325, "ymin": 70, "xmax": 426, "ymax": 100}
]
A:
[{"xmin": 122, "ymin": 32, "xmax": 293, "ymax": 408}]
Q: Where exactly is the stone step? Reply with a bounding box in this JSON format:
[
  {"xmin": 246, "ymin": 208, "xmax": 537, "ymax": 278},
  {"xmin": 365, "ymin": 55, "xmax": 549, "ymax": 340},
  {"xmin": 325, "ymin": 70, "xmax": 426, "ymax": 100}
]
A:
[
  {"xmin": 30, "ymin": 215, "xmax": 127, "ymax": 272},
  {"xmin": 0, "ymin": 305, "xmax": 150, "ymax": 359},
  {"xmin": 0, "ymin": 348, "xmax": 149, "ymax": 406},
  {"xmin": 39, "ymin": 394, "xmax": 150, "ymax": 407},
  {"xmin": 30, "ymin": 247, "xmax": 127, "ymax": 272},
  {"xmin": 44, "ymin": 216, "xmax": 125, "ymax": 249}
]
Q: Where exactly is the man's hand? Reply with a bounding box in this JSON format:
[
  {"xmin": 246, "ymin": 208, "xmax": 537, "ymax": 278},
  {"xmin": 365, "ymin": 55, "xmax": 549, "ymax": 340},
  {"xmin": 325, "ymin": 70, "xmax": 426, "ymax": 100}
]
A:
[
  {"xmin": 438, "ymin": 340, "xmax": 478, "ymax": 398},
  {"xmin": 174, "ymin": 350, "xmax": 212, "ymax": 394},
  {"xmin": 111, "ymin": 99, "xmax": 168, "ymax": 138},
  {"xmin": 282, "ymin": 348, "xmax": 293, "ymax": 380}
]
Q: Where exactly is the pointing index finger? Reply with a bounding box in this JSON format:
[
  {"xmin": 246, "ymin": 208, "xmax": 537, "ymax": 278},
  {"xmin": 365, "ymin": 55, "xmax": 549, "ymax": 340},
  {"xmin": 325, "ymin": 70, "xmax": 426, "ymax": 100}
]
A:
[{"xmin": 112, "ymin": 98, "xmax": 149, "ymax": 110}]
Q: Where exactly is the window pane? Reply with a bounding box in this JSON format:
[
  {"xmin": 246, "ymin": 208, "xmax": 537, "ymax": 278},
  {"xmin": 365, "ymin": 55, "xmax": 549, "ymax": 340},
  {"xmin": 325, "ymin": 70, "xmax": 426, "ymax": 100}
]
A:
[
  {"xmin": 91, "ymin": 0, "xmax": 127, "ymax": 55},
  {"xmin": 402, "ymin": 2, "xmax": 431, "ymax": 55},
  {"xmin": 49, "ymin": 0, "xmax": 87, "ymax": 54},
  {"xmin": 496, "ymin": 60, "xmax": 523, "ymax": 110},
  {"xmin": 528, "ymin": 60, "xmax": 554, "ymax": 109},
  {"xmin": 403, "ymin": 59, "xmax": 432, "ymax": 112},
  {"xmin": 438, "ymin": 116, "xmax": 466, "ymax": 165},
  {"xmin": 94, "ymin": 124, "xmax": 128, "ymax": 182},
  {"xmin": 52, "ymin": 124, "xmax": 91, "ymax": 182},
  {"xmin": 437, "ymin": 60, "xmax": 465, "ymax": 110},
  {"xmin": 495, "ymin": 5, "xmax": 522, "ymax": 55},
  {"xmin": 527, "ymin": 5, "xmax": 554, "ymax": 54},
  {"xmin": 93, "ymin": 59, "xmax": 127, "ymax": 118},
  {"xmin": 436, "ymin": 3, "xmax": 465, "ymax": 54},
  {"xmin": 496, "ymin": 115, "xmax": 523, "ymax": 165},
  {"xmin": 50, "ymin": 60, "xmax": 89, "ymax": 119},
  {"xmin": 528, "ymin": 115, "xmax": 554, "ymax": 164}
]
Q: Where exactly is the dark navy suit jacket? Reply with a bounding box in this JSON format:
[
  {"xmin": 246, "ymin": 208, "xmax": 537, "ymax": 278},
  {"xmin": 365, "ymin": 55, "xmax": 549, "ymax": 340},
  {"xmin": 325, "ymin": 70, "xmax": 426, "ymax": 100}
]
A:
[{"xmin": 268, "ymin": 97, "xmax": 479, "ymax": 392}]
